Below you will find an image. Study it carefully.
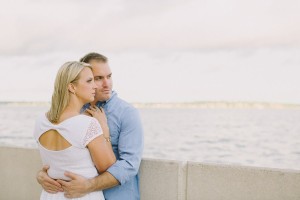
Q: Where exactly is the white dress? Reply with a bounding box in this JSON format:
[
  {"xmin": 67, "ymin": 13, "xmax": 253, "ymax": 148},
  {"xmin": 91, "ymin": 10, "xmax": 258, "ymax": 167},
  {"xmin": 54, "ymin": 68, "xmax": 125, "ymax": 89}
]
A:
[{"xmin": 33, "ymin": 114, "xmax": 105, "ymax": 200}]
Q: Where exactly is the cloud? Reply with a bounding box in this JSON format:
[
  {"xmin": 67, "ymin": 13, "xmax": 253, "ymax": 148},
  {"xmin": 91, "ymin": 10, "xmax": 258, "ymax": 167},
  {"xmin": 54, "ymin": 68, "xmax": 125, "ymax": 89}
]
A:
[{"xmin": 0, "ymin": 0, "xmax": 300, "ymax": 55}]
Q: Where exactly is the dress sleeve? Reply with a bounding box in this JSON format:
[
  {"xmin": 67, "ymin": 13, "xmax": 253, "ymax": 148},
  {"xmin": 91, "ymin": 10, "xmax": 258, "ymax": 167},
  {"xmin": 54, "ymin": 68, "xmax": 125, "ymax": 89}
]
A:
[{"xmin": 83, "ymin": 118, "xmax": 103, "ymax": 147}]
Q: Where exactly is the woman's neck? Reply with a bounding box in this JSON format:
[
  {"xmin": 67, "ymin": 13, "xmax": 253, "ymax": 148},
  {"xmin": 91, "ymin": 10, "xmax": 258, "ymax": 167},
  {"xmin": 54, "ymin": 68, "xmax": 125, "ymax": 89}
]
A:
[
  {"xmin": 59, "ymin": 99, "xmax": 83, "ymax": 122},
  {"xmin": 90, "ymin": 99, "xmax": 97, "ymax": 107}
]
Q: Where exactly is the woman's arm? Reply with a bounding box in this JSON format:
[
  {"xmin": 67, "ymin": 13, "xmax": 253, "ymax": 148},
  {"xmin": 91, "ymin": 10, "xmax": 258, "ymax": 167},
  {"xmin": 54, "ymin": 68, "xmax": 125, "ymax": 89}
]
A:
[
  {"xmin": 87, "ymin": 133, "xmax": 116, "ymax": 173},
  {"xmin": 86, "ymin": 106, "xmax": 116, "ymax": 173}
]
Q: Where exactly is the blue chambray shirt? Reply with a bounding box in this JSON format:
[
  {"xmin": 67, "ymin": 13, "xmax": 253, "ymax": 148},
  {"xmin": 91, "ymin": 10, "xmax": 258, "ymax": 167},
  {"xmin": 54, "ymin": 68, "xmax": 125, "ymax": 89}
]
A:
[{"xmin": 82, "ymin": 91, "xmax": 144, "ymax": 200}]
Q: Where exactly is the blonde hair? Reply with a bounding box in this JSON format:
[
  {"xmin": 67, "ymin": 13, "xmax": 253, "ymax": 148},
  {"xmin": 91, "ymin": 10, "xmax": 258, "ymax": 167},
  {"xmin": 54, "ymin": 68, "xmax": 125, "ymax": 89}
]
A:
[{"xmin": 47, "ymin": 61, "xmax": 92, "ymax": 123}]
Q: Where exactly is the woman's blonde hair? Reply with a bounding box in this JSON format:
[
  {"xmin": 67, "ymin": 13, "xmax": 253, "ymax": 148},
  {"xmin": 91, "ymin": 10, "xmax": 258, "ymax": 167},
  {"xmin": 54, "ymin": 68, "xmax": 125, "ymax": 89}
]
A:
[{"xmin": 47, "ymin": 61, "xmax": 92, "ymax": 123}]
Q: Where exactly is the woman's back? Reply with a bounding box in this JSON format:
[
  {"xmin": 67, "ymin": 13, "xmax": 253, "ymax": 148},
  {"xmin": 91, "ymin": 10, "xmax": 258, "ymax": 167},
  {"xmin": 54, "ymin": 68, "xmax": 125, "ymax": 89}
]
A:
[
  {"xmin": 39, "ymin": 129, "xmax": 72, "ymax": 151},
  {"xmin": 34, "ymin": 114, "xmax": 105, "ymax": 200}
]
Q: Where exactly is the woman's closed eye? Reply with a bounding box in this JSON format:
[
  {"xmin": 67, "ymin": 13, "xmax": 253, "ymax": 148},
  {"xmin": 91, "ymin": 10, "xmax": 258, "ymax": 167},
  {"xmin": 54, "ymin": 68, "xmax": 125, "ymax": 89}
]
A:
[{"xmin": 87, "ymin": 78, "xmax": 93, "ymax": 83}]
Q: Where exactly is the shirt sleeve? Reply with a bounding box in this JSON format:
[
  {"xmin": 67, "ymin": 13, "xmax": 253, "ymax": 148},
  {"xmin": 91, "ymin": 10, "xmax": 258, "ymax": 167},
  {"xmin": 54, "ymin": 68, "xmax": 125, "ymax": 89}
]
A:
[
  {"xmin": 83, "ymin": 118, "xmax": 103, "ymax": 147},
  {"xmin": 107, "ymin": 107, "xmax": 144, "ymax": 185}
]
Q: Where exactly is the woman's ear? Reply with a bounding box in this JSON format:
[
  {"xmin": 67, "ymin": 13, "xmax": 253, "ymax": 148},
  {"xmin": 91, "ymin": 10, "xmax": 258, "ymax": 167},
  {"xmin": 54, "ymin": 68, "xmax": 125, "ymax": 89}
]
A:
[{"xmin": 68, "ymin": 83, "xmax": 76, "ymax": 95}]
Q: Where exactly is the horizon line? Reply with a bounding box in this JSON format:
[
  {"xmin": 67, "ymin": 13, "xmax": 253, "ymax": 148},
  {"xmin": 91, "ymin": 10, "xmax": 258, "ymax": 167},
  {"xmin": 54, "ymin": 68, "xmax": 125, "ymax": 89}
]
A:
[{"xmin": 1, "ymin": 100, "xmax": 300, "ymax": 107}]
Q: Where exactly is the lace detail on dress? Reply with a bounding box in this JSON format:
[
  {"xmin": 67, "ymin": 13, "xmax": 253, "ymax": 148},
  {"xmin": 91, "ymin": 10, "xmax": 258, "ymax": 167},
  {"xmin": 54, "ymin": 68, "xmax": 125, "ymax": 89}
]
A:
[{"xmin": 83, "ymin": 119, "xmax": 102, "ymax": 146}]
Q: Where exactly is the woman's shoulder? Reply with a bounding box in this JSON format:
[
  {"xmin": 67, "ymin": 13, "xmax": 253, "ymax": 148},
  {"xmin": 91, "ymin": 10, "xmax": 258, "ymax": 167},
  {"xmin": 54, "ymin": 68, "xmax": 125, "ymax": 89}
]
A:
[
  {"xmin": 70, "ymin": 115, "xmax": 101, "ymax": 147},
  {"xmin": 70, "ymin": 115, "xmax": 99, "ymax": 129},
  {"xmin": 33, "ymin": 113, "xmax": 49, "ymax": 139},
  {"xmin": 77, "ymin": 114, "xmax": 96, "ymax": 122}
]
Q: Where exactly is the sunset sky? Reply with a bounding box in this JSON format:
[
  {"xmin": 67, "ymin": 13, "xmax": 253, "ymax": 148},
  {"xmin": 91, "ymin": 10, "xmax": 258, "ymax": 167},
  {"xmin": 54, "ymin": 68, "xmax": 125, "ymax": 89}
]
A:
[{"xmin": 1, "ymin": 0, "xmax": 300, "ymax": 103}]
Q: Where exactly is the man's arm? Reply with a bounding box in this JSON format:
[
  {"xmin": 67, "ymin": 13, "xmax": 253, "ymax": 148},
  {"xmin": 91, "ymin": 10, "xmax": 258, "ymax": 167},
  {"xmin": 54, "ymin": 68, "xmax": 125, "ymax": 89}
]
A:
[
  {"xmin": 106, "ymin": 107, "xmax": 144, "ymax": 185},
  {"xmin": 57, "ymin": 171, "xmax": 119, "ymax": 198}
]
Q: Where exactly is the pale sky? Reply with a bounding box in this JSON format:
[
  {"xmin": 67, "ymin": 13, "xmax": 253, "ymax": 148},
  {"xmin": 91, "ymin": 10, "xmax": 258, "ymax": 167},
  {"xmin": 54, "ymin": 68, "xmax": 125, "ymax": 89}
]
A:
[{"xmin": 1, "ymin": 0, "xmax": 300, "ymax": 103}]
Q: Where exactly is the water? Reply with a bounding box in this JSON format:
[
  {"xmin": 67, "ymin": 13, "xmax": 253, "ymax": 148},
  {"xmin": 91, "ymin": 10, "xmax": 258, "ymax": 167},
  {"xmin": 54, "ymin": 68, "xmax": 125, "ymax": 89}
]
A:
[{"xmin": 0, "ymin": 104, "xmax": 299, "ymax": 170}]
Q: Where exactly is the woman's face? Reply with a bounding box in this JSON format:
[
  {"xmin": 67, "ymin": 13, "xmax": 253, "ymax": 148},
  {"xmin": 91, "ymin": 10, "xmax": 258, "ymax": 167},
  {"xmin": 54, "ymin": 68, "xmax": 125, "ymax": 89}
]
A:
[{"xmin": 74, "ymin": 67, "xmax": 97, "ymax": 104}]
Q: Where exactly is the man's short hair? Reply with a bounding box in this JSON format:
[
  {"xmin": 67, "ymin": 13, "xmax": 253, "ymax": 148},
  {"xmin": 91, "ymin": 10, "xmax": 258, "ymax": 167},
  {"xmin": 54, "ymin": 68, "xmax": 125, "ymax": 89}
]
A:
[{"xmin": 80, "ymin": 52, "xmax": 108, "ymax": 63}]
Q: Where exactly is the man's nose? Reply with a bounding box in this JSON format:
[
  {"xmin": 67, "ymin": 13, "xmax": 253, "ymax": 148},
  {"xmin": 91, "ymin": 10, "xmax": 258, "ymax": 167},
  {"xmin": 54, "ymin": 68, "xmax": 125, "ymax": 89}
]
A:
[{"xmin": 102, "ymin": 78, "xmax": 108, "ymax": 86}]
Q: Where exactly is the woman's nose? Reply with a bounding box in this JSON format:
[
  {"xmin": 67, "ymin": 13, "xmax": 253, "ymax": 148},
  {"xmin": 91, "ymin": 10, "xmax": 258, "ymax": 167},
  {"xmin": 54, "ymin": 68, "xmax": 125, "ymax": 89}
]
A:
[{"xmin": 93, "ymin": 82, "xmax": 98, "ymax": 89}]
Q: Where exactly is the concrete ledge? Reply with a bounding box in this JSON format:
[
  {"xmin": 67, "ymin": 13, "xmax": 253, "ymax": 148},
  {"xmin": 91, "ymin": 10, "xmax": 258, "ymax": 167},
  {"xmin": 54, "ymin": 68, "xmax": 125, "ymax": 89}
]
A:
[
  {"xmin": 0, "ymin": 146, "xmax": 299, "ymax": 200},
  {"xmin": 187, "ymin": 162, "xmax": 300, "ymax": 200},
  {"xmin": 0, "ymin": 146, "xmax": 42, "ymax": 200},
  {"xmin": 139, "ymin": 158, "xmax": 187, "ymax": 200}
]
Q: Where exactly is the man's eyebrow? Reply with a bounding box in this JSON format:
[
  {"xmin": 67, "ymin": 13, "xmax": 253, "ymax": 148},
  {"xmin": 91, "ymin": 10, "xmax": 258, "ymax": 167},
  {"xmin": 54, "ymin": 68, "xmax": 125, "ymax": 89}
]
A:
[{"xmin": 94, "ymin": 74, "xmax": 112, "ymax": 78}]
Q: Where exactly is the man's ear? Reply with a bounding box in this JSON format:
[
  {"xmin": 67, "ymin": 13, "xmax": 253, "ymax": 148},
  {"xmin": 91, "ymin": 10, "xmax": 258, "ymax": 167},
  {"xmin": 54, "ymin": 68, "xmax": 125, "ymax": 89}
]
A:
[{"xmin": 68, "ymin": 83, "xmax": 76, "ymax": 94}]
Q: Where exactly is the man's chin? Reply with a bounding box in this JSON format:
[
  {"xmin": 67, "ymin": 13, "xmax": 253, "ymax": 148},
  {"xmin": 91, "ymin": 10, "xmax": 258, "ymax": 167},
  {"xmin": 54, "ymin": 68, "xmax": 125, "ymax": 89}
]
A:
[{"xmin": 96, "ymin": 94, "xmax": 111, "ymax": 102}]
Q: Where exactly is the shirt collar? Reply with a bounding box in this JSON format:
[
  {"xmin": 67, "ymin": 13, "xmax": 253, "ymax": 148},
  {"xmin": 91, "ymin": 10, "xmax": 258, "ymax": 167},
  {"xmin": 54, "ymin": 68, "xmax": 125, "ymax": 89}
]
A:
[
  {"xmin": 82, "ymin": 91, "xmax": 117, "ymax": 111},
  {"xmin": 97, "ymin": 90, "xmax": 116, "ymax": 105}
]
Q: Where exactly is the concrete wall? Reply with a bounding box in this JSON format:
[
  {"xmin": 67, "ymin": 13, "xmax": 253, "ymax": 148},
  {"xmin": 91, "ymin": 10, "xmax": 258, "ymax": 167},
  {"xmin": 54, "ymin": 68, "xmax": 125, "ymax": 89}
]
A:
[
  {"xmin": 139, "ymin": 158, "xmax": 187, "ymax": 200},
  {"xmin": 0, "ymin": 146, "xmax": 299, "ymax": 200},
  {"xmin": 0, "ymin": 147, "xmax": 42, "ymax": 200},
  {"xmin": 187, "ymin": 162, "xmax": 300, "ymax": 200}
]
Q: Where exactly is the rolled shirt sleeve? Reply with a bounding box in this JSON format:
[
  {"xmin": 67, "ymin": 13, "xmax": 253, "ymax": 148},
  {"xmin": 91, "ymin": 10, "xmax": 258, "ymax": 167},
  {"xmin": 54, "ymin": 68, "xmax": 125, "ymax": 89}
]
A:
[{"xmin": 107, "ymin": 107, "xmax": 144, "ymax": 185}]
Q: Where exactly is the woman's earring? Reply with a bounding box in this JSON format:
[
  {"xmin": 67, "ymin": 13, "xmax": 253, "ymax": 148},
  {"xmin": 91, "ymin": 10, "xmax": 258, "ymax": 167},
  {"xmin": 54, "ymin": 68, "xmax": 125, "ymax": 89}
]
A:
[{"xmin": 69, "ymin": 90, "xmax": 76, "ymax": 95}]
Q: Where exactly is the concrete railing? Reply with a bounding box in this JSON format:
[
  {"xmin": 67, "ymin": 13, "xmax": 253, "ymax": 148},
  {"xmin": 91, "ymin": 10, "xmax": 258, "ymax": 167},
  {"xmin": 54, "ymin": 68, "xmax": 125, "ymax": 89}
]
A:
[{"xmin": 0, "ymin": 146, "xmax": 299, "ymax": 200}]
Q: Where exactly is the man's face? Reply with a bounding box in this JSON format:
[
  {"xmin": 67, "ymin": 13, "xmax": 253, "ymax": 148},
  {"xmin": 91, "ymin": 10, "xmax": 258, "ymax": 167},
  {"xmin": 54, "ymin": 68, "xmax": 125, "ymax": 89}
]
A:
[{"xmin": 89, "ymin": 59, "xmax": 113, "ymax": 102}]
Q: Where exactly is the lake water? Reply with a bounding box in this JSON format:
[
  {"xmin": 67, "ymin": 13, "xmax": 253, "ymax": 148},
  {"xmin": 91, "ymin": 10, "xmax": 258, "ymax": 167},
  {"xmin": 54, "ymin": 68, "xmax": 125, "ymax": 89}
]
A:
[{"xmin": 0, "ymin": 104, "xmax": 299, "ymax": 170}]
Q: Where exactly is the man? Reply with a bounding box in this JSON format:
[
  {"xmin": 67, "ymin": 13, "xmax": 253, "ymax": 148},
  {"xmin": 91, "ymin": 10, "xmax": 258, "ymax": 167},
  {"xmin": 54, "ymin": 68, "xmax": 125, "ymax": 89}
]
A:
[{"xmin": 37, "ymin": 52, "xmax": 144, "ymax": 200}]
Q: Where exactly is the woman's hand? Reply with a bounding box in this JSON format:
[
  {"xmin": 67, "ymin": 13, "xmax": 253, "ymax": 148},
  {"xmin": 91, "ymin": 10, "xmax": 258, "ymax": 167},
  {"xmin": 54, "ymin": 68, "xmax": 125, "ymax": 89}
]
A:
[{"xmin": 86, "ymin": 106, "xmax": 109, "ymax": 136}]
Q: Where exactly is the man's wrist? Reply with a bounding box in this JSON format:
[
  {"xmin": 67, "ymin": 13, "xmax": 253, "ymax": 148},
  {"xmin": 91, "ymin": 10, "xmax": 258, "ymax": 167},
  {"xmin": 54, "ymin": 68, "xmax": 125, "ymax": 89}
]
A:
[{"xmin": 86, "ymin": 178, "xmax": 96, "ymax": 193}]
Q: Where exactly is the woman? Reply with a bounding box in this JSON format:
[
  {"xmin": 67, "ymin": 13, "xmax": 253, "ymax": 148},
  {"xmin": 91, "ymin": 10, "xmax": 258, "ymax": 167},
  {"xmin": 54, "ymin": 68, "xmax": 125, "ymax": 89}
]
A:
[{"xmin": 33, "ymin": 61, "xmax": 116, "ymax": 199}]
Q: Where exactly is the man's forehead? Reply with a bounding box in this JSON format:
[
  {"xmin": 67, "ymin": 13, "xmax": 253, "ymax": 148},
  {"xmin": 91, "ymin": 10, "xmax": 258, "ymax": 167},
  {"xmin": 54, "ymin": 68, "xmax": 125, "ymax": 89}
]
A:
[
  {"xmin": 90, "ymin": 60, "xmax": 107, "ymax": 67},
  {"xmin": 90, "ymin": 61, "xmax": 109, "ymax": 69},
  {"xmin": 91, "ymin": 63, "xmax": 112, "ymax": 75}
]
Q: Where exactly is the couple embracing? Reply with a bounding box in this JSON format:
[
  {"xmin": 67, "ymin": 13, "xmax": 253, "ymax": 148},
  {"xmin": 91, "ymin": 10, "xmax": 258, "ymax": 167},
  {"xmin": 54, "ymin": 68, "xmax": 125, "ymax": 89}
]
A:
[{"xmin": 34, "ymin": 52, "xmax": 144, "ymax": 200}]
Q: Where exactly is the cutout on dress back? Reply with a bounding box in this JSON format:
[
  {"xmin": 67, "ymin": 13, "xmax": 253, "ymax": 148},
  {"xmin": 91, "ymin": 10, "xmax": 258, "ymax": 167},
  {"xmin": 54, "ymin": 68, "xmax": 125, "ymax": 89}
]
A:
[{"xmin": 39, "ymin": 129, "xmax": 72, "ymax": 151}]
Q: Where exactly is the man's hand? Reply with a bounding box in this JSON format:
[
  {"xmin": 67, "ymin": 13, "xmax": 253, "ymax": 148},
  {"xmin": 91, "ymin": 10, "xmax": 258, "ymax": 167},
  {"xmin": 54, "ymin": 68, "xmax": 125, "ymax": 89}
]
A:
[
  {"xmin": 57, "ymin": 171, "xmax": 92, "ymax": 198},
  {"xmin": 37, "ymin": 165, "xmax": 63, "ymax": 193}
]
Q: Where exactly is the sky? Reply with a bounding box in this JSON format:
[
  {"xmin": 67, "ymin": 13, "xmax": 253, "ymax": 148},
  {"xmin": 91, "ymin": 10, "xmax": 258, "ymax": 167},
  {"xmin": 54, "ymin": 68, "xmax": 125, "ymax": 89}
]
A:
[{"xmin": 1, "ymin": 0, "xmax": 300, "ymax": 103}]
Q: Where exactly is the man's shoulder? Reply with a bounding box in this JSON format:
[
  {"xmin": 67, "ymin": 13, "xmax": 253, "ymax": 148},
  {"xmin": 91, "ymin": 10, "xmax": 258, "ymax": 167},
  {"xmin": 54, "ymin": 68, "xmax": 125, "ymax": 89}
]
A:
[
  {"xmin": 112, "ymin": 95, "xmax": 136, "ymax": 110},
  {"xmin": 111, "ymin": 96, "xmax": 140, "ymax": 121}
]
